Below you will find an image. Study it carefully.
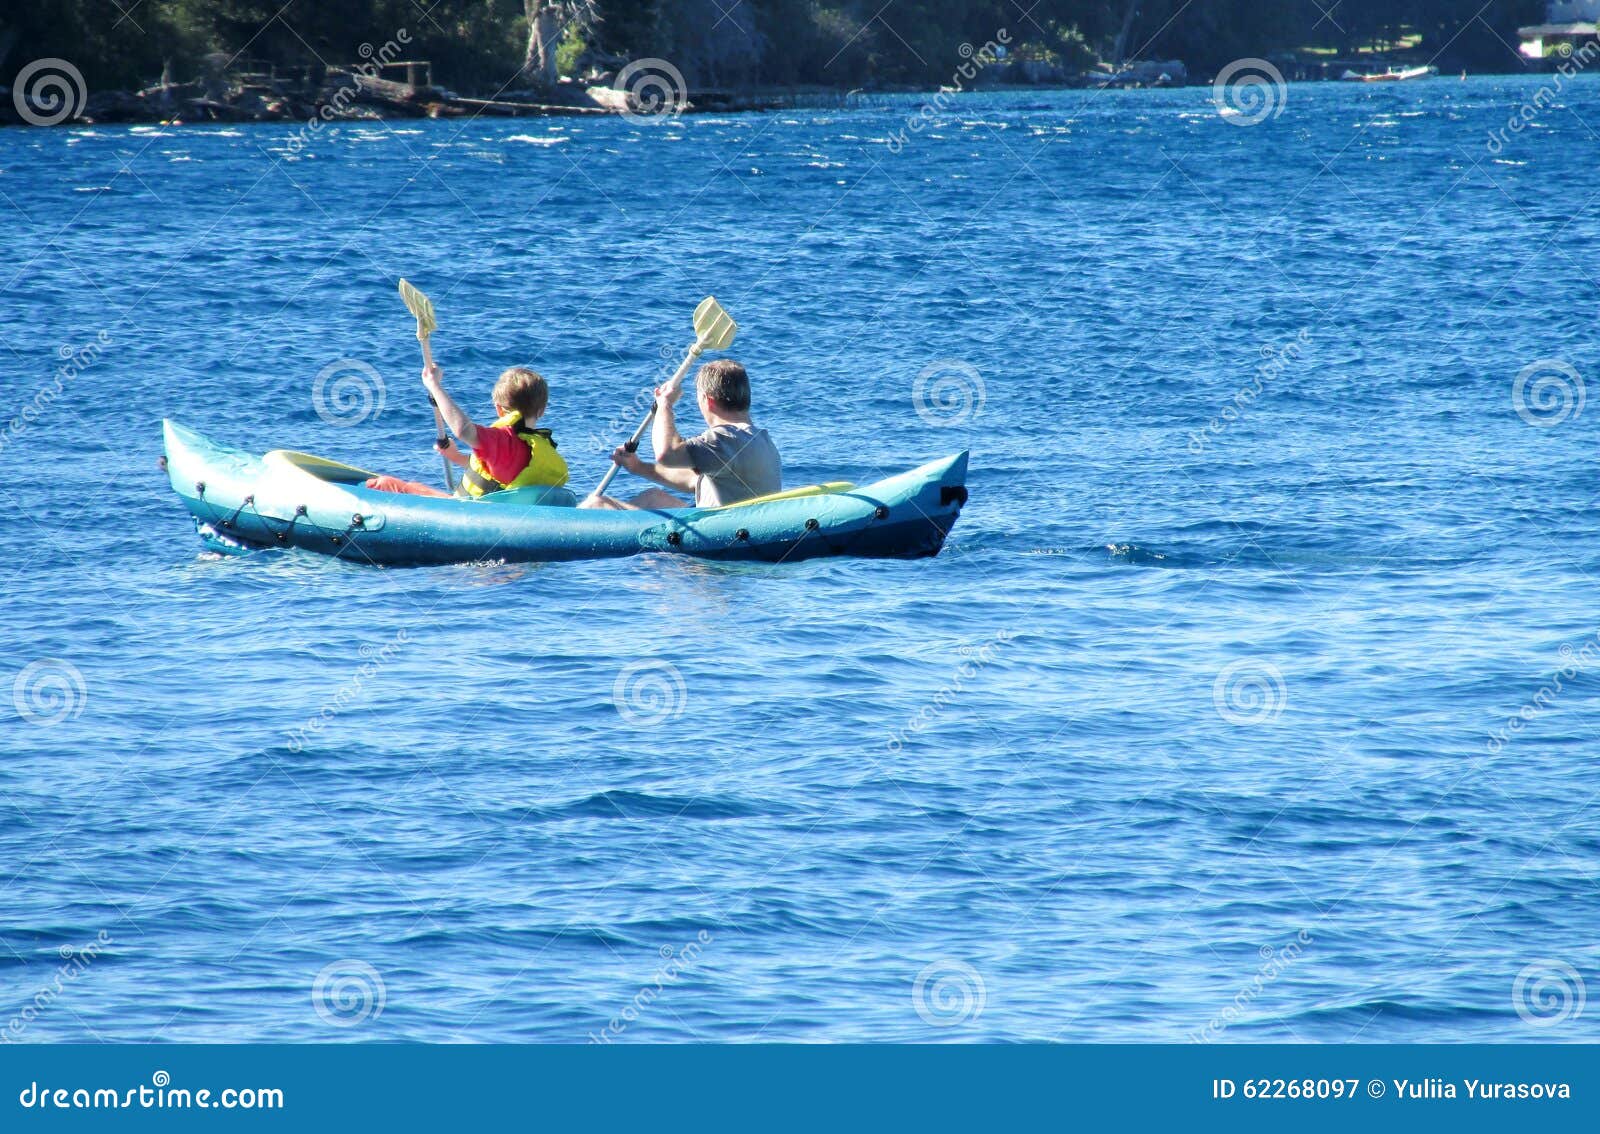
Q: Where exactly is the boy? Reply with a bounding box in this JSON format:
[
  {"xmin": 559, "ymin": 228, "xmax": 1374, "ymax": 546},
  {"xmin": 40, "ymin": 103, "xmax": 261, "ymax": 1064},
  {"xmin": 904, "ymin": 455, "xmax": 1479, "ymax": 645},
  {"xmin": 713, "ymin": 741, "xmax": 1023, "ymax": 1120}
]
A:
[
  {"xmin": 365, "ymin": 362, "xmax": 568, "ymax": 497},
  {"xmin": 581, "ymin": 359, "xmax": 780, "ymax": 510}
]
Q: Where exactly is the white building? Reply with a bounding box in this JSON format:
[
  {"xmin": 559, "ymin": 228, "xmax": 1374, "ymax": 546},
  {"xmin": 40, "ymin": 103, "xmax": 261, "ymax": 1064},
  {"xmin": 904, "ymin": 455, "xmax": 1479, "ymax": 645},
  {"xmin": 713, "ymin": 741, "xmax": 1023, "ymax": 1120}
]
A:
[{"xmin": 1520, "ymin": 2, "xmax": 1600, "ymax": 58}]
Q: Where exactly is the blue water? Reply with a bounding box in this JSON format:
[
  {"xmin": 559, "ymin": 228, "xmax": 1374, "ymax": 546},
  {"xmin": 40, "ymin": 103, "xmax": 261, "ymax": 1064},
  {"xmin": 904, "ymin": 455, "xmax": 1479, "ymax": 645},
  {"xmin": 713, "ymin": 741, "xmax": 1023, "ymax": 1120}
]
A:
[{"xmin": 3, "ymin": 75, "xmax": 1598, "ymax": 1043}]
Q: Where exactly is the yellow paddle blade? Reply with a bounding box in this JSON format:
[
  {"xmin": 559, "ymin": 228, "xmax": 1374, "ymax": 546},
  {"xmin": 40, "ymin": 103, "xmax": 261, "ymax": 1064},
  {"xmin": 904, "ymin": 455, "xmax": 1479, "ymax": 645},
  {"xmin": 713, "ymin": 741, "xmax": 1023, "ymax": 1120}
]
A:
[
  {"xmin": 693, "ymin": 296, "xmax": 737, "ymax": 350},
  {"xmin": 398, "ymin": 278, "xmax": 437, "ymax": 337}
]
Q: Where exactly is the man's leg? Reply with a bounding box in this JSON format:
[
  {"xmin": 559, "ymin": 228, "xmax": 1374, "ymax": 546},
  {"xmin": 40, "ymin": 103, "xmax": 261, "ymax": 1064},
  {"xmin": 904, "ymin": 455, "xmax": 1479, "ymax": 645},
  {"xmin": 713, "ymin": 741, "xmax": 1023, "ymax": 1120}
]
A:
[{"xmin": 580, "ymin": 488, "xmax": 689, "ymax": 511}]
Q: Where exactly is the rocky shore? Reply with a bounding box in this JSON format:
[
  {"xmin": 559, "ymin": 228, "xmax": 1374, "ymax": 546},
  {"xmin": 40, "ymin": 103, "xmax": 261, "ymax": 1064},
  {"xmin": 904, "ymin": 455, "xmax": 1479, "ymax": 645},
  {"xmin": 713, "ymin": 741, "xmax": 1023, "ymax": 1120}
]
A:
[{"xmin": 0, "ymin": 60, "xmax": 801, "ymax": 128}]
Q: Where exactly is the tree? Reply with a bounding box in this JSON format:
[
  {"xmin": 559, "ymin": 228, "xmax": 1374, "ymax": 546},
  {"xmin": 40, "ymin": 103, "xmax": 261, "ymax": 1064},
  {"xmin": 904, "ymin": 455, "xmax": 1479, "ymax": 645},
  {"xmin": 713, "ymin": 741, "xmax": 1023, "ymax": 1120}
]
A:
[{"xmin": 522, "ymin": 0, "xmax": 596, "ymax": 85}]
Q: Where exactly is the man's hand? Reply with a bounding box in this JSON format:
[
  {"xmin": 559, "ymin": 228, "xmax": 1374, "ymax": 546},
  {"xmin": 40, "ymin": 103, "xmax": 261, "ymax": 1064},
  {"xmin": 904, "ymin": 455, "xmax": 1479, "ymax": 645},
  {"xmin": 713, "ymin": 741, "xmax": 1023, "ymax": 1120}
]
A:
[
  {"xmin": 610, "ymin": 445, "xmax": 646, "ymax": 474},
  {"xmin": 655, "ymin": 382, "xmax": 684, "ymax": 407}
]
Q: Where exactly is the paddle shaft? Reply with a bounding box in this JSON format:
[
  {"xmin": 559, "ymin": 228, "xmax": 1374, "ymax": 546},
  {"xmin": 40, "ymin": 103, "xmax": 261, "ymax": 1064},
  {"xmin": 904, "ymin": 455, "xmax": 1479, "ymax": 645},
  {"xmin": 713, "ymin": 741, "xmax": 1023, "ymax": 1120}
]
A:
[
  {"xmin": 590, "ymin": 342, "xmax": 705, "ymax": 499},
  {"xmin": 418, "ymin": 336, "xmax": 457, "ymax": 493}
]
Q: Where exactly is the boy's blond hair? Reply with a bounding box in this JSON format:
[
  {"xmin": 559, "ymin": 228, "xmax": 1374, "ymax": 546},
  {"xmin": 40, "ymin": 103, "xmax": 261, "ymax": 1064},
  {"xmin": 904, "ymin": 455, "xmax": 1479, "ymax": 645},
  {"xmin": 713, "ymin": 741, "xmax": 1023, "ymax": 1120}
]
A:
[{"xmin": 493, "ymin": 367, "xmax": 549, "ymax": 422}]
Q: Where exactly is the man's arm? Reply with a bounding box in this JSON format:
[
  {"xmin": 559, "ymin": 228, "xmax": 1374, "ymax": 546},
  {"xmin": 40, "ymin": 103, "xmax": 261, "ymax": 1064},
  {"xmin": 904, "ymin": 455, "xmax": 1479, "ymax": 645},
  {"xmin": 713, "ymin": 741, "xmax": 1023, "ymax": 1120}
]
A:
[
  {"xmin": 610, "ymin": 447, "xmax": 696, "ymax": 492},
  {"xmin": 422, "ymin": 362, "xmax": 482, "ymax": 450},
  {"xmin": 651, "ymin": 385, "xmax": 693, "ymax": 467}
]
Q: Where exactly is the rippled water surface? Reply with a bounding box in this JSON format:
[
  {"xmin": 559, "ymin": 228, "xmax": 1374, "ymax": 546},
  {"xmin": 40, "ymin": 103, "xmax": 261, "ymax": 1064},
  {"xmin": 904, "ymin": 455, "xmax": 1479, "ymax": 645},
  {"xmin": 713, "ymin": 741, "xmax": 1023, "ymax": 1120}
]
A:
[{"xmin": 3, "ymin": 77, "xmax": 1599, "ymax": 1042}]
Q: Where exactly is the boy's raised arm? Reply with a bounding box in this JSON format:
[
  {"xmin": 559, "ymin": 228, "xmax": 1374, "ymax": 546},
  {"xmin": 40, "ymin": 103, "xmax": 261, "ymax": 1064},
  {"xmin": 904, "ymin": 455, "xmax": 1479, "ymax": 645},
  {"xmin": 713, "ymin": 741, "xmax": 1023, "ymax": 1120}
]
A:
[{"xmin": 422, "ymin": 362, "xmax": 482, "ymax": 450}]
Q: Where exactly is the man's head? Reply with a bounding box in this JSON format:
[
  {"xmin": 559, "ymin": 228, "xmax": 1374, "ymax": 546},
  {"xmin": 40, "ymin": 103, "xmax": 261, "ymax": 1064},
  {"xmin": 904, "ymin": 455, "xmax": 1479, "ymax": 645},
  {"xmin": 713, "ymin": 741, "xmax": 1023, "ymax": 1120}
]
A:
[
  {"xmin": 493, "ymin": 367, "xmax": 549, "ymax": 423},
  {"xmin": 695, "ymin": 359, "xmax": 751, "ymax": 415}
]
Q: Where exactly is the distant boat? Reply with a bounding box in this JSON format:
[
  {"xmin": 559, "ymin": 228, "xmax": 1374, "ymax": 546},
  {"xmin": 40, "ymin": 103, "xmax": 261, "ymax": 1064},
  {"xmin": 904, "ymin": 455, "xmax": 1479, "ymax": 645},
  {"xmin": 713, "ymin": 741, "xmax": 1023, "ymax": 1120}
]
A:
[{"xmin": 1340, "ymin": 65, "xmax": 1437, "ymax": 83}]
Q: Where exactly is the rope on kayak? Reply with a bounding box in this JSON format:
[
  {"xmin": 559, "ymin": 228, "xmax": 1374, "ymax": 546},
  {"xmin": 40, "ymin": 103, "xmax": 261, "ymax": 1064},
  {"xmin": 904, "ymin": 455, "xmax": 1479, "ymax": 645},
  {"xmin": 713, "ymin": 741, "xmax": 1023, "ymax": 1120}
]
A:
[
  {"xmin": 223, "ymin": 495, "xmax": 255, "ymax": 530},
  {"xmin": 190, "ymin": 483, "xmax": 368, "ymax": 551}
]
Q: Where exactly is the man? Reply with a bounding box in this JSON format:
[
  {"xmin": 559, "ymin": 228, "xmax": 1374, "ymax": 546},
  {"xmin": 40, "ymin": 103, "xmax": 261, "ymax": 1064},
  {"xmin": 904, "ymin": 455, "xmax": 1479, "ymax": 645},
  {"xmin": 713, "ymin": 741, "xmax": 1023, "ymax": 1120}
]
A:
[{"xmin": 582, "ymin": 359, "xmax": 780, "ymax": 510}]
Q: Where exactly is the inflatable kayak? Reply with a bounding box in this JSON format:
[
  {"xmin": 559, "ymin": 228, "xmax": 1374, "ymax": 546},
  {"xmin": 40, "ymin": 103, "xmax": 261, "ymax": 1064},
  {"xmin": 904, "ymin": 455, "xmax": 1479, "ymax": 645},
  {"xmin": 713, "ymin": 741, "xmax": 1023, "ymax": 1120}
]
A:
[{"xmin": 161, "ymin": 420, "xmax": 968, "ymax": 566}]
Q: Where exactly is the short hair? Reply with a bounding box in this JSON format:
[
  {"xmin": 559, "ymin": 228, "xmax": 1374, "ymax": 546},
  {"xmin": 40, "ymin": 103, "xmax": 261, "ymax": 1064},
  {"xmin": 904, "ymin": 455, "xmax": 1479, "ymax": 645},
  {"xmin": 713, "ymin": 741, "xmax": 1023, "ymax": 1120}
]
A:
[
  {"xmin": 696, "ymin": 359, "xmax": 750, "ymax": 410},
  {"xmin": 493, "ymin": 367, "xmax": 549, "ymax": 422}
]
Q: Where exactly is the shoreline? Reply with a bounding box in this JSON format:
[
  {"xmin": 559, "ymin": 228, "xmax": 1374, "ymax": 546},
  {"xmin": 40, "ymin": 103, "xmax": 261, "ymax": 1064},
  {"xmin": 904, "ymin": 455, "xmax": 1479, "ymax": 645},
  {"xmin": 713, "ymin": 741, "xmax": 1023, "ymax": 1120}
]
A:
[{"xmin": 0, "ymin": 63, "xmax": 1552, "ymax": 131}]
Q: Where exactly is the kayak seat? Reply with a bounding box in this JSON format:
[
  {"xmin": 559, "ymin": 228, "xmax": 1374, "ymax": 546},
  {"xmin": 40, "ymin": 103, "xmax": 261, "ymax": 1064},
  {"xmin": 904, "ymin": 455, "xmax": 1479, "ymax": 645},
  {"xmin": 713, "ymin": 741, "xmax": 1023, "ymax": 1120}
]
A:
[
  {"xmin": 264, "ymin": 450, "xmax": 378, "ymax": 484},
  {"xmin": 477, "ymin": 484, "xmax": 579, "ymax": 508},
  {"xmin": 714, "ymin": 481, "xmax": 855, "ymax": 510}
]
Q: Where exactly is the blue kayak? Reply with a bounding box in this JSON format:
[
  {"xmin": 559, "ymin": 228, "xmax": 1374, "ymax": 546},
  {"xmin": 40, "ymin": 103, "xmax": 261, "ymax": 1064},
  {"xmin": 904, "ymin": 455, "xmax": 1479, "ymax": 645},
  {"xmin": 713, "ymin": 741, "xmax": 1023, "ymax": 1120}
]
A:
[{"xmin": 161, "ymin": 420, "xmax": 969, "ymax": 566}]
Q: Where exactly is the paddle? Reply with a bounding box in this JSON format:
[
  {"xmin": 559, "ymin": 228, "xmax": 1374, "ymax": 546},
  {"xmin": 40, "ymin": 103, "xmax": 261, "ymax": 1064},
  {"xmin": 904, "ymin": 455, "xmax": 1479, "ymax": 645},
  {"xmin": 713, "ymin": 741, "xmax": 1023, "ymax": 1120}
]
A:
[
  {"xmin": 588, "ymin": 296, "xmax": 738, "ymax": 501},
  {"xmin": 397, "ymin": 278, "xmax": 456, "ymax": 493}
]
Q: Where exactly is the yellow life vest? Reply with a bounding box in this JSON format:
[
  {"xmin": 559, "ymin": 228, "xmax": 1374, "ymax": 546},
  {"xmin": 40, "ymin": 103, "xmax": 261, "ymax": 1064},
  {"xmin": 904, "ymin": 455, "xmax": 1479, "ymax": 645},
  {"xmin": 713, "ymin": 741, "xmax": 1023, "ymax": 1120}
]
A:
[{"xmin": 461, "ymin": 411, "xmax": 569, "ymax": 497}]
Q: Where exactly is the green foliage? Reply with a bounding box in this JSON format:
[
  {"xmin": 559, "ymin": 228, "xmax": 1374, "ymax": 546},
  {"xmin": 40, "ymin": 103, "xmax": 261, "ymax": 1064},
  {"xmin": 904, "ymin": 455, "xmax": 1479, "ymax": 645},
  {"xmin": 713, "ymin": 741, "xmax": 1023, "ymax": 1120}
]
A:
[
  {"xmin": 0, "ymin": 0, "xmax": 1548, "ymax": 93},
  {"xmin": 555, "ymin": 23, "xmax": 587, "ymax": 76}
]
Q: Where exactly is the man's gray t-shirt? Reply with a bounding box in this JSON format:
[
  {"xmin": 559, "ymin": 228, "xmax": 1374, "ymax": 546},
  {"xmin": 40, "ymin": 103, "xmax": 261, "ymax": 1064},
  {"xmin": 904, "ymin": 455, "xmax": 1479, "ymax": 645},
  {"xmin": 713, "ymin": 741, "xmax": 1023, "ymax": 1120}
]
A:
[{"xmin": 682, "ymin": 424, "xmax": 782, "ymax": 507}]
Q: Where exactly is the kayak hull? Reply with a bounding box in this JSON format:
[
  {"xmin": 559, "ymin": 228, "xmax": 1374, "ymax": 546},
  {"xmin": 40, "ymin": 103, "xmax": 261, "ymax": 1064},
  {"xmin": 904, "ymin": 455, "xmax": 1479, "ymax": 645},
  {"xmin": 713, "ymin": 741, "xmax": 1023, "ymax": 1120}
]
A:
[{"xmin": 160, "ymin": 421, "xmax": 968, "ymax": 567}]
